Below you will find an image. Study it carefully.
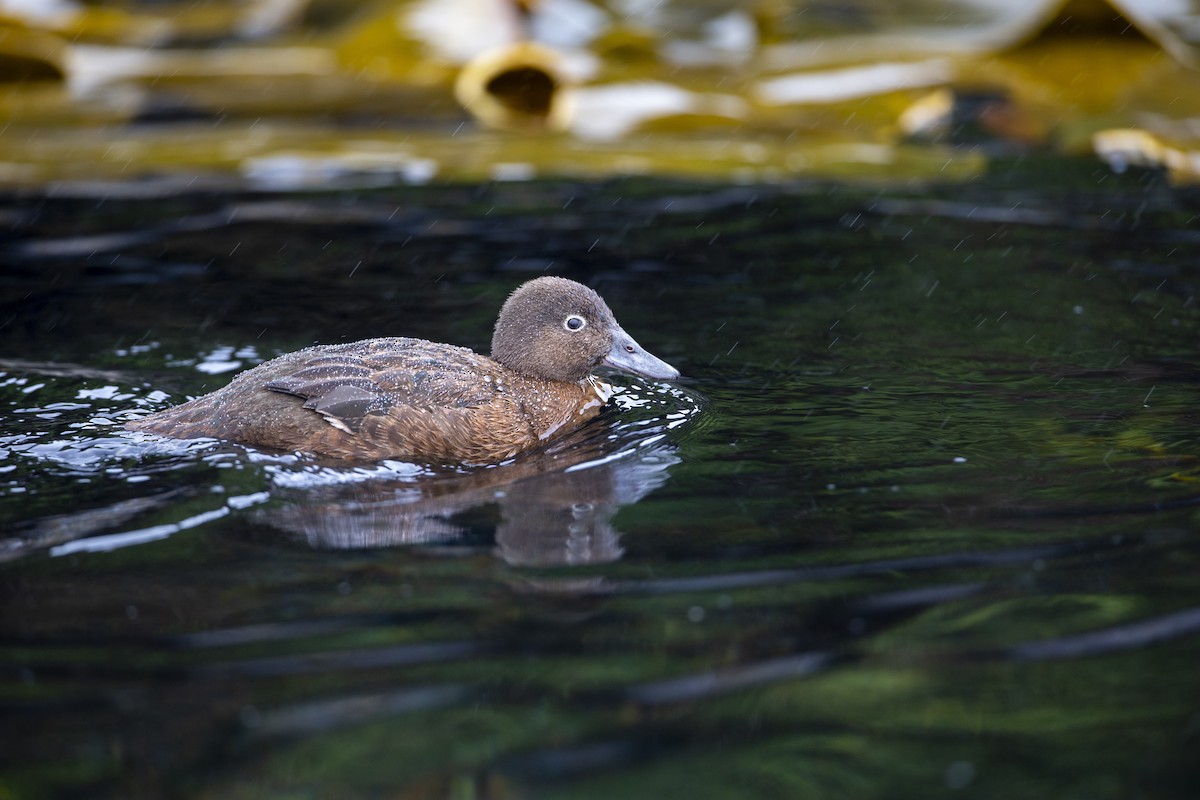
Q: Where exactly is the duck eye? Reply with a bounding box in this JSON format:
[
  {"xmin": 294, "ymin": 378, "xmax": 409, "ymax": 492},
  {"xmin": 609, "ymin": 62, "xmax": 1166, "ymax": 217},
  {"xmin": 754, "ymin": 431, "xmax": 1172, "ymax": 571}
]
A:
[{"xmin": 564, "ymin": 315, "xmax": 586, "ymax": 331}]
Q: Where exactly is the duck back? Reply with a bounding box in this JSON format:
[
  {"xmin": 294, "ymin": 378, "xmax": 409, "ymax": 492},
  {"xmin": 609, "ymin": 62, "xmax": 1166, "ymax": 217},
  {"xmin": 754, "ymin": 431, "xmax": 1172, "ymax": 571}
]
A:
[{"xmin": 129, "ymin": 338, "xmax": 604, "ymax": 464}]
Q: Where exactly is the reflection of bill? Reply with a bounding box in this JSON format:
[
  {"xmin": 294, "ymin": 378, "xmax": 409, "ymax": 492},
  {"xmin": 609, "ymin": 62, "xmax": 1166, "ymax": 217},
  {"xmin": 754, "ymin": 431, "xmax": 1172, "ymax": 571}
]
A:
[{"xmin": 259, "ymin": 442, "xmax": 679, "ymax": 568}]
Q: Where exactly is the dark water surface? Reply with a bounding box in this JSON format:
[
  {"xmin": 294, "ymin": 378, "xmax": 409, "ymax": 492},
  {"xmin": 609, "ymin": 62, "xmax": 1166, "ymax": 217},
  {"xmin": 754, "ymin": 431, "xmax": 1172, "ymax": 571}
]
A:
[{"xmin": 2, "ymin": 161, "xmax": 1199, "ymax": 799}]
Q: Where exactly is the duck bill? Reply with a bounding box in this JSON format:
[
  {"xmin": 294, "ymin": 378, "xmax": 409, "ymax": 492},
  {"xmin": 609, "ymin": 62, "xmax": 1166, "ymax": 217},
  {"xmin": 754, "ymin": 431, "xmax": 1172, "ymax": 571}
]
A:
[{"xmin": 603, "ymin": 326, "xmax": 680, "ymax": 381}]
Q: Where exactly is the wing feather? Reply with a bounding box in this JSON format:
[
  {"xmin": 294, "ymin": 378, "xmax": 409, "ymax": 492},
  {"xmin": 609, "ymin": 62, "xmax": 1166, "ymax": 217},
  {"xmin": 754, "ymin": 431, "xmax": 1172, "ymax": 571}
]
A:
[{"xmin": 262, "ymin": 337, "xmax": 502, "ymax": 437}]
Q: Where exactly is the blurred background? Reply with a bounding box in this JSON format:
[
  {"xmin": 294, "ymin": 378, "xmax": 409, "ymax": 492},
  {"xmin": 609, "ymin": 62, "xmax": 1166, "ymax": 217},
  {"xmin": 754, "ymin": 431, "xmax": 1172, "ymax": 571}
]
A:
[{"xmin": 2, "ymin": 0, "xmax": 1199, "ymax": 188}]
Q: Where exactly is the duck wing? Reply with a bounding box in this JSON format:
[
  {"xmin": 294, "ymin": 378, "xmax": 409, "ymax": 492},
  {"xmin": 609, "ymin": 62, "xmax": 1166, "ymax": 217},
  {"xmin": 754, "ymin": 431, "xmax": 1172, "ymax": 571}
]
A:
[
  {"xmin": 130, "ymin": 336, "xmax": 589, "ymax": 464},
  {"xmin": 261, "ymin": 337, "xmax": 542, "ymax": 463},
  {"xmin": 263, "ymin": 337, "xmax": 501, "ymax": 435}
]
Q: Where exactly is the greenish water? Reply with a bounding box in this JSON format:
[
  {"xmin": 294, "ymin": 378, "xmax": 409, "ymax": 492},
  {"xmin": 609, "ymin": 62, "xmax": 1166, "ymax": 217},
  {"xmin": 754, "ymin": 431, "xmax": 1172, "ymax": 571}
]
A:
[{"xmin": 2, "ymin": 160, "xmax": 1199, "ymax": 799}]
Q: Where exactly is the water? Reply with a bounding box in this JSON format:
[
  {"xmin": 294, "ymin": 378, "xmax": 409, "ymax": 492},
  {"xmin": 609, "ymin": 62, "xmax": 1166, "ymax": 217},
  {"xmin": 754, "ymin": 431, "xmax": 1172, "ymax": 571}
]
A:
[{"xmin": 2, "ymin": 160, "xmax": 1199, "ymax": 799}]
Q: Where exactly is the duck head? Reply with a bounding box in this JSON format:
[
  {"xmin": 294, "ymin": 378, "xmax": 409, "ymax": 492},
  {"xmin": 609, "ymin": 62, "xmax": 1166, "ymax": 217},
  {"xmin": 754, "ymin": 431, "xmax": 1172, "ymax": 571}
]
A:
[{"xmin": 491, "ymin": 276, "xmax": 680, "ymax": 383}]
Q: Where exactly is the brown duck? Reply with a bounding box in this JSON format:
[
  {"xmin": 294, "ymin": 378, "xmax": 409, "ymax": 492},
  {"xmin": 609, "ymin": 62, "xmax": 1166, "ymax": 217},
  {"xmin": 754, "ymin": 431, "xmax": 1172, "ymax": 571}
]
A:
[{"xmin": 127, "ymin": 277, "xmax": 680, "ymax": 465}]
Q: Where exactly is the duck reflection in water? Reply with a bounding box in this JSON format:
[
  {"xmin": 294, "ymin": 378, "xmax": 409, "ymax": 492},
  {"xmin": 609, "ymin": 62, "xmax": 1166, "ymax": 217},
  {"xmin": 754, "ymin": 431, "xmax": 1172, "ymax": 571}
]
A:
[{"xmin": 256, "ymin": 434, "xmax": 680, "ymax": 569}]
